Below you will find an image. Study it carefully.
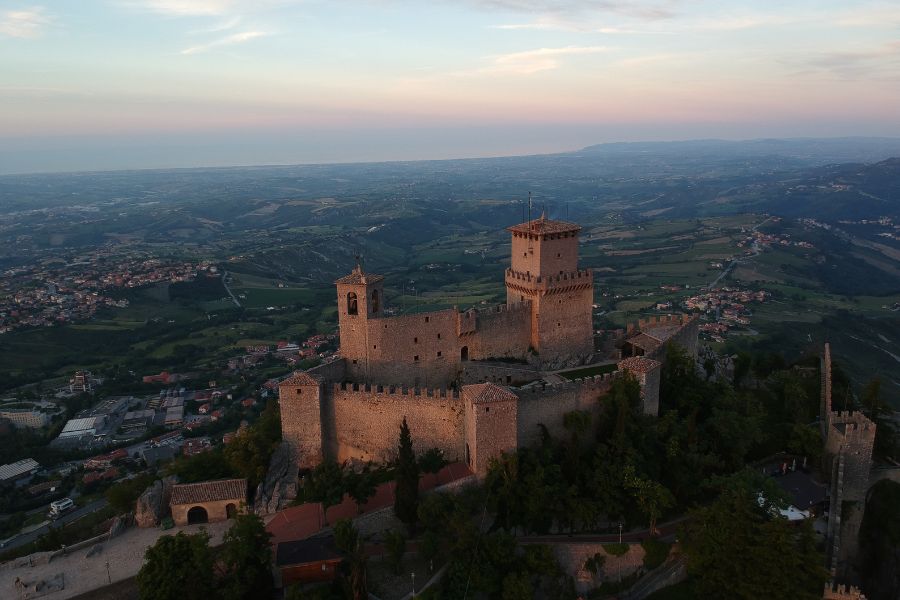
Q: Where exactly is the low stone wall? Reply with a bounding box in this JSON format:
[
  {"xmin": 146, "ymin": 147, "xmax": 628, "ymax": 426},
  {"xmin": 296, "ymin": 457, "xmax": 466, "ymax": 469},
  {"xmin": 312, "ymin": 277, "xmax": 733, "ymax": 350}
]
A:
[{"xmin": 551, "ymin": 542, "xmax": 645, "ymax": 593}]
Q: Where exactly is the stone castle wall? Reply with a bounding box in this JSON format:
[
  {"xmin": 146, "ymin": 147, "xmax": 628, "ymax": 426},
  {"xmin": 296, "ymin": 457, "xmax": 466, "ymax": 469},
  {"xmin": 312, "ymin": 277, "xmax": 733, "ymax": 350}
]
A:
[
  {"xmin": 459, "ymin": 302, "xmax": 533, "ymax": 361},
  {"xmin": 826, "ymin": 411, "xmax": 876, "ymax": 502},
  {"xmin": 324, "ymin": 383, "xmax": 465, "ymax": 464},
  {"xmin": 339, "ymin": 303, "xmax": 535, "ymax": 388},
  {"xmin": 348, "ymin": 309, "xmax": 461, "ymax": 387},
  {"xmin": 515, "ymin": 374, "xmax": 616, "ymax": 447}
]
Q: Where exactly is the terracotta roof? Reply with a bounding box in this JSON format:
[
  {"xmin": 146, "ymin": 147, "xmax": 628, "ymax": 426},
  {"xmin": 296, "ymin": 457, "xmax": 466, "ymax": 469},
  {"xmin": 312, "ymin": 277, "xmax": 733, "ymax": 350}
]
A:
[
  {"xmin": 618, "ymin": 356, "xmax": 661, "ymax": 374},
  {"xmin": 465, "ymin": 382, "xmax": 519, "ymax": 404},
  {"xmin": 625, "ymin": 333, "xmax": 662, "ymax": 353},
  {"xmin": 334, "ymin": 265, "xmax": 384, "ymax": 285},
  {"xmin": 170, "ymin": 478, "xmax": 246, "ymax": 506},
  {"xmin": 280, "ymin": 371, "xmax": 323, "ymax": 387},
  {"xmin": 507, "ymin": 216, "xmax": 581, "ymax": 236}
]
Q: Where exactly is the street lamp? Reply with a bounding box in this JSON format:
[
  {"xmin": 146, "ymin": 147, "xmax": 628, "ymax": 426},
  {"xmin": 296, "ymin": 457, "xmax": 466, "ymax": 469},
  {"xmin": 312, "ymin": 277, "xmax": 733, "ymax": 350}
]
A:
[
  {"xmin": 618, "ymin": 523, "xmax": 623, "ymax": 544},
  {"xmin": 411, "ymin": 571, "xmax": 416, "ymax": 597}
]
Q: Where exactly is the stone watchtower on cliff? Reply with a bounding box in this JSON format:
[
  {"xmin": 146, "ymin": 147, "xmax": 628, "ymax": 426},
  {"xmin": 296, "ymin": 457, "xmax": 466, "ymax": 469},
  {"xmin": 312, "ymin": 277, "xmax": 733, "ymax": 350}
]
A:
[{"xmin": 505, "ymin": 215, "xmax": 594, "ymax": 366}]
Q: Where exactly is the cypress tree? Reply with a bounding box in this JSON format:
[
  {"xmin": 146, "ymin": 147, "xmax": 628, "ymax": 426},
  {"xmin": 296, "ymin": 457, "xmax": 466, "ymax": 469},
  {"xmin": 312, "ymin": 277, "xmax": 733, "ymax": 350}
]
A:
[{"xmin": 394, "ymin": 417, "xmax": 420, "ymax": 528}]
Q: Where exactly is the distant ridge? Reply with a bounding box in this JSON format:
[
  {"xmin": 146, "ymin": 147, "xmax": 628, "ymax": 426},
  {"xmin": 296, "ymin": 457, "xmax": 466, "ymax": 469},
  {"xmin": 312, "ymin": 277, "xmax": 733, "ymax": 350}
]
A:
[{"xmin": 575, "ymin": 137, "xmax": 900, "ymax": 165}]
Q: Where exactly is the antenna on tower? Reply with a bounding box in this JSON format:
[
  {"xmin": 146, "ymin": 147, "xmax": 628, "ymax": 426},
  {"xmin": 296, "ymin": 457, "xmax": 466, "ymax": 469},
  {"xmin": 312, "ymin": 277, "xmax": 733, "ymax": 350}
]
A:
[{"xmin": 527, "ymin": 191, "xmax": 532, "ymax": 225}]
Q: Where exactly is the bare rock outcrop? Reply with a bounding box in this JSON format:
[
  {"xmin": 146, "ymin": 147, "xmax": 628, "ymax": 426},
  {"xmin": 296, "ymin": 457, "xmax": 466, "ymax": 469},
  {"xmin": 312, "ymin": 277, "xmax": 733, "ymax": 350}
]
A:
[
  {"xmin": 254, "ymin": 441, "xmax": 298, "ymax": 515},
  {"xmin": 135, "ymin": 476, "xmax": 178, "ymax": 528}
]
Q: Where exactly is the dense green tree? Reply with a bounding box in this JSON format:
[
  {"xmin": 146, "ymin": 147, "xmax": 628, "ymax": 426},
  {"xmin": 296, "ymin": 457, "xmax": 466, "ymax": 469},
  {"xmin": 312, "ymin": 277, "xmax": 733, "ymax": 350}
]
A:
[
  {"xmin": 733, "ymin": 351, "xmax": 753, "ymax": 388},
  {"xmin": 623, "ymin": 464, "xmax": 674, "ymax": 534},
  {"xmin": 222, "ymin": 400, "xmax": 281, "ymax": 489},
  {"xmin": 394, "ymin": 417, "xmax": 420, "ymax": 528},
  {"xmin": 418, "ymin": 447, "xmax": 448, "ymax": 475},
  {"xmin": 167, "ymin": 448, "xmax": 237, "ymax": 484},
  {"xmin": 138, "ymin": 531, "xmax": 214, "ymax": 600},
  {"xmin": 384, "ymin": 529, "xmax": 406, "ymax": 575},
  {"xmin": 218, "ymin": 513, "xmax": 273, "ymax": 600},
  {"xmin": 681, "ymin": 472, "xmax": 828, "ymax": 600},
  {"xmin": 332, "ymin": 519, "xmax": 367, "ymax": 600},
  {"xmin": 105, "ymin": 473, "xmax": 156, "ymax": 514},
  {"xmin": 303, "ymin": 460, "xmax": 346, "ymax": 515},
  {"xmin": 859, "ymin": 480, "xmax": 900, "ymax": 600},
  {"xmin": 345, "ymin": 466, "xmax": 378, "ymax": 514}
]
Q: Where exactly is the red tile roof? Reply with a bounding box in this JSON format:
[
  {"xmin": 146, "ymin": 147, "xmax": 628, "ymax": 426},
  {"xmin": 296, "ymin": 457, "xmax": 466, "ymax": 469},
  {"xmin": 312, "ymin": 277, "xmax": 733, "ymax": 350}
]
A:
[
  {"xmin": 170, "ymin": 478, "xmax": 246, "ymax": 506},
  {"xmin": 465, "ymin": 382, "xmax": 519, "ymax": 404},
  {"xmin": 618, "ymin": 356, "xmax": 662, "ymax": 374},
  {"xmin": 334, "ymin": 265, "xmax": 384, "ymax": 285},
  {"xmin": 507, "ymin": 216, "xmax": 581, "ymax": 236},
  {"xmin": 280, "ymin": 371, "xmax": 323, "ymax": 387}
]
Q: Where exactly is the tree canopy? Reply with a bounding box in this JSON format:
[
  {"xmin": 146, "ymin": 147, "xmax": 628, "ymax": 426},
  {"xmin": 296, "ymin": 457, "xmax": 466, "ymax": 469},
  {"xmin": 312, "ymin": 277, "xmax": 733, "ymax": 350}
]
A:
[{"xmin": 138, "ymin": 531, "xmax": 215, "ymax": 600}]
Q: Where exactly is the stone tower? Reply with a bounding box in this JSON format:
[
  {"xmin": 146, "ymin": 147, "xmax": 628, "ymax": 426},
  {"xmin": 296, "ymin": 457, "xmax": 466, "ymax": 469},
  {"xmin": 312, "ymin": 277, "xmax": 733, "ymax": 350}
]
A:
[
  {"xmin": 279, "ymin": 371, "xmax": 324, "ymax": 469},
  {"xmin": 335, "ymin": 263, "xmax": 384, "ymax": 381},
  {"xmin": 505, "ymin": 215, "xmax": 594, "ymax": 365}
]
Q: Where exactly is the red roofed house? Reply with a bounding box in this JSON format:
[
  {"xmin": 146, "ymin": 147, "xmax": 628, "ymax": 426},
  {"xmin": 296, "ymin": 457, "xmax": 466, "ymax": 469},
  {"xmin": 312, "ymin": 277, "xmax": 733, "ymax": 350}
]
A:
[
  {"xmin": 169, "ymin": 478, "xmax": 247, "ymax": 525},
  {"xmin": 83, "ymin": 467, "xmax": 120, "ymax": 485},
  {"xmin": 241, "ymin": 398, "xmax": 256, "ymax": 408},
  {"xmin": 84, "ymin": 448, "xmax": 128, "ymax": 470}
]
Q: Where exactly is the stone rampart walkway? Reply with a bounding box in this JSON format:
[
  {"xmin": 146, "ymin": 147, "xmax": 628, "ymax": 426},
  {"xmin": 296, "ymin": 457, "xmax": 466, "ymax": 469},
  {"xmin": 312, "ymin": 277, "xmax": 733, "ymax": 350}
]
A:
[{"xmin": 0, "ymin": 520, "xmax": 231, "ymax": 600}]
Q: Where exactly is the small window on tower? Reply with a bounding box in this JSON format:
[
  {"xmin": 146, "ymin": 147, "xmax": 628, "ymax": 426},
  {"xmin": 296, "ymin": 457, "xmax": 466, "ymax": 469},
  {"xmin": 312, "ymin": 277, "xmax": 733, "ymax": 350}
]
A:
[
  {"xmin": 414, "ymin": 337, "xmax": 418, "ymax": 343},
  {"xmin": 347, "ymin": 292, "xmax": 358, "ymax": 315},
  {"xmin": 425, "ymin": 316, "xmax": 429, "ymax": 323},
  {"xmin": 437, "ymin": 333, "xmax": 441, "ymax": 339},
  {"xmin": 373, "ymin": 345, "xmax": 377, "ymax": 349},
  {"xmin": 557, "ymin": 253, "xmax": 561, "ymax": 258},
  {"xmin": 485, "ymin": 406, "xmax": 490, "ymax": 413},
  {"xmin": 296, "ymin": 389, "xmax": 302, "ymax": 394},
  {"xmin": 414, "ymin": 355, "xmax": 419, "ymax": 362},
  {"xmin": 437, "ymin": 351, "xmax": 442, "ymax": 357}
]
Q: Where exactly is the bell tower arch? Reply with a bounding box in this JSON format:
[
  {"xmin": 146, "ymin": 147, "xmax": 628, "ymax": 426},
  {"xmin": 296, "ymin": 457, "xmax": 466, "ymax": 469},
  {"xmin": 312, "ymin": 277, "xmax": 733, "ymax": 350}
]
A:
[{"xmin": 335, "ymin": 262, "xmax": 385, "ymax": 380}]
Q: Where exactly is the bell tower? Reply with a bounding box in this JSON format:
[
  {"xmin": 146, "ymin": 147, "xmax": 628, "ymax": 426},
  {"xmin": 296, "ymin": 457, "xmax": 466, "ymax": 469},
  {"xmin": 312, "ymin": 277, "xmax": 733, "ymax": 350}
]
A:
[
  {"xmin": 505, "ymin": 214, "xmax": 594, "ymax": 364},
  {"xmin": 335, "ymin": 262, "xmax": 384, "ymax": 380}
]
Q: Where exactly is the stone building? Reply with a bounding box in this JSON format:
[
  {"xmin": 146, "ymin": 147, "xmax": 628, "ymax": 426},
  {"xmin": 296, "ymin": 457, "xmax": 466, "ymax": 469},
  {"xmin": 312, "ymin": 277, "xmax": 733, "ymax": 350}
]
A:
[
  {"xmin": 280, "ymin": 216, "xmax": 699, "ymax": 476},
  {"xmin": 169, "ymin": 478, "xmax": 246, "ymax": 526}
]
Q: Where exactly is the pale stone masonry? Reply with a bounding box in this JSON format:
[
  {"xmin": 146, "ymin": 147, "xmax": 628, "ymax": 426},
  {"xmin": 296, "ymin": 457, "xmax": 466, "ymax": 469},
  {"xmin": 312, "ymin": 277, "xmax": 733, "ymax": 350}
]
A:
[
  {"xmin": 169, "ymin": 478, "xmax": 246, "ymax": 526},
  {"xmin": 280, "ymin": 217, "xmax": 699, "ymax": 476}
]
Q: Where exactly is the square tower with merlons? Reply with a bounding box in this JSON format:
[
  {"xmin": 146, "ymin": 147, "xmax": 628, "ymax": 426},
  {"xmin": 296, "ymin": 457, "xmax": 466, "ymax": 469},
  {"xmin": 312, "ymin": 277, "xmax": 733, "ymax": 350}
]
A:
[{"xmin": 505, "ymin": 214, "xmax": 594, "ymax": 364}]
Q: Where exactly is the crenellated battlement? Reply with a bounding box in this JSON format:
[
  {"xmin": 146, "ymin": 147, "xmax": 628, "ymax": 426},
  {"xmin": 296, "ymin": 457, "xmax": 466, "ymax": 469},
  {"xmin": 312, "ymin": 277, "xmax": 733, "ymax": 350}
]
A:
[
  {"xmin": 505, "ymin": 267, "xmax": 593, "ymax": 288},
  {"xmin": 332, "ymin": 381, "xmax": 461, "ymax": 400},
  {"xmin": 626, "ymin": 313, "xmax": 695, "ymax": 335},
  {"xmin": 516, "ymin": 371, "xmax": 618, "ymax": 399}
]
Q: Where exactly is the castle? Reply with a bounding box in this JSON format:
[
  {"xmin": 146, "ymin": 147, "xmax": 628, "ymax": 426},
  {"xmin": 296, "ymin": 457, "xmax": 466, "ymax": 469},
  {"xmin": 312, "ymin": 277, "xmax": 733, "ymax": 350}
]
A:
[{"xmin": 279, "ymin": 215, "xmax": 699, "ymax": 476}]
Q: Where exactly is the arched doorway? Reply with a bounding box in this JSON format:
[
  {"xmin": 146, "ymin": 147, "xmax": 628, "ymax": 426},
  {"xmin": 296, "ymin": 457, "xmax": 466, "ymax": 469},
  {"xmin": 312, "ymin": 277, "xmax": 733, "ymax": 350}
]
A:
[
  {"xmin": 461, "ymin": 346, "xmax": 469, "ymax": 361},
  {"xmin": 187, "ymin": 506, "xmax": 208, "ymax": 524},
  {"xmin": 226, "ymin": 503, "xmax": 238, "ymax": 519}
]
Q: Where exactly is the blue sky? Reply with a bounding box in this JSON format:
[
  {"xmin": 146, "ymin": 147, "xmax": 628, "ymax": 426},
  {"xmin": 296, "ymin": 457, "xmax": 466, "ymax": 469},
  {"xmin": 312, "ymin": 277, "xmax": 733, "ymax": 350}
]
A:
[{"xmin": 1, "ymin": 1, "xmax": 899, "ymax": 172}]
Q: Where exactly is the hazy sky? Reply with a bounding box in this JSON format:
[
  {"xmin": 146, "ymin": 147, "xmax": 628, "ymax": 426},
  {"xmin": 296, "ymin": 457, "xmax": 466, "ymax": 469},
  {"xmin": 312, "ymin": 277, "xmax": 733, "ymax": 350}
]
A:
[{"xmin": 1, "ymin": 0, "xmax": 899, "ymax": 173}]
